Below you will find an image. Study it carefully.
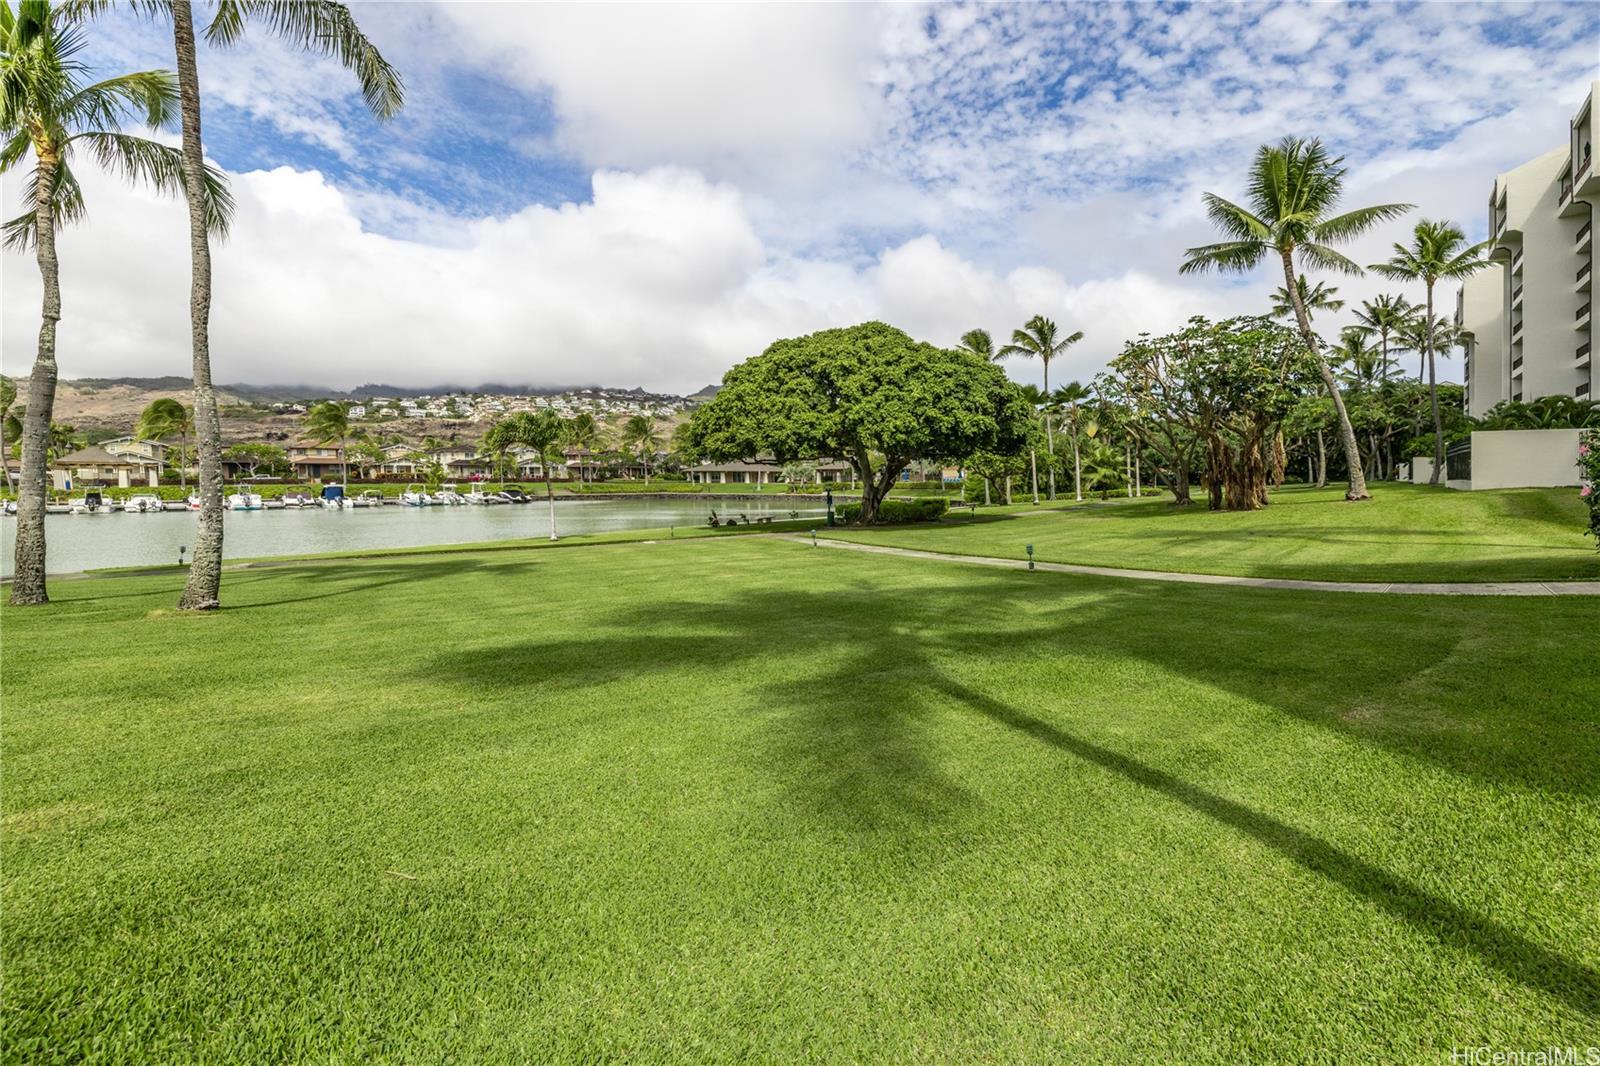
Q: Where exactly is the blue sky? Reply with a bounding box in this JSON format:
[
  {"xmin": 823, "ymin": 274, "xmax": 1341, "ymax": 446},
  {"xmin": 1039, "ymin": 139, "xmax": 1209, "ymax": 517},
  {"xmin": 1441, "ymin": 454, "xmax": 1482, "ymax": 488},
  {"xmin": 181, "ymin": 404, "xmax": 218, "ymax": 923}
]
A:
[{"xmin": 5, "ymin": 1, "xmax": 1598, "ymax": 390}]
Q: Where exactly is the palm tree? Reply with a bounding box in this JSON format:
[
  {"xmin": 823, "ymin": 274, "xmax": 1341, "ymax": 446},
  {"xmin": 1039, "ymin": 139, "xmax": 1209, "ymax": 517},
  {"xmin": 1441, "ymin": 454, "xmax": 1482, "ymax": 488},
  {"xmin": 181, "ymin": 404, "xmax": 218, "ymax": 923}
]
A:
[
  {"xmin": 1370, "ymin": 220, "xmax": 1492, "ymax": 485},
  {"xmin": 135, "ymin": 396, "xmax": 193, "ymax": 490},
  {"xmin": 563, "ymin": 411, "xmax": 600, "ymax": 486},
  {"xmin": 620, "ymin": 413, "xmax": 659, "ymax": 485},
  {"xmin": 1016, "ymin": 384, "xmax": 1046, "ymax": 504},
  {"xmin": 1051, "ymin": 380, "xmax": 1092, "ymax": 502},
  {"xmin": 2, "ymin": 0, "xmax": 228, "ymax": 605},
  {"xmin": 487, "ymin": 410, "xmax": 563, "ymax": 539},
  {"xmin": 302, "ymin": 401, "xmax": 350, "ymax": 482},
  {"xmin": 998, "ymin": 315, "xmax": 1083, "ymax": 500},
  {"xmin": 1180, "ymin": 136, "xmax": 1413, "ymax": 502},
  {"xmin": 1351, "ymin": 293, "xmax": 1416, "ymax": 385},
  {"xmin": 957, "ymin": 328, "xmax": 997, "ymax": 362},
  {"xmin": 74, "ymin": 0, "xmax": 402, "ymax": 609},
  {"xmin": 1270, "ymin": 275, "xmax": 1343, "ymax": 321},
  {"xmin": 0, "ymin": 374, "xmax": 15, "ymax": 492}
]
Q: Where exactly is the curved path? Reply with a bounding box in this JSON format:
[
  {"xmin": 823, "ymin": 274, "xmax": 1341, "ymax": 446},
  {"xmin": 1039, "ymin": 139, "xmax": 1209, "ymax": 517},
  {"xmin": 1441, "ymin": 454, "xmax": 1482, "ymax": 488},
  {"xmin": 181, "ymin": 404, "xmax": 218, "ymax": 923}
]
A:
[{"xmin": 786, "ymin": 536, "xmax": 1600, "ymax": 597}]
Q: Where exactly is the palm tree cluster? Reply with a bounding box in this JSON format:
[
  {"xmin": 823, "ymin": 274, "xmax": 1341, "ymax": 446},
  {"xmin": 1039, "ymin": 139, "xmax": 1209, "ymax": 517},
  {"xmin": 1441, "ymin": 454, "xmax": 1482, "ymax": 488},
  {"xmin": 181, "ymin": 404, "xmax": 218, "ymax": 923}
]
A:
[{"xmin": 4, "ymin": 0, "xmax": 401, "ymax": 608}]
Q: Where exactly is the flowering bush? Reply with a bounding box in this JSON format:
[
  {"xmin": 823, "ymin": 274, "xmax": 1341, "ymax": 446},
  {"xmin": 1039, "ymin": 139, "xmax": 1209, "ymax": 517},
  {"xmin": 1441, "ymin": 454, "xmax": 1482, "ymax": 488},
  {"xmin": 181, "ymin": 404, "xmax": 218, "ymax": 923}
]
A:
[{"xmin": 1581, "ymin": 432, "xmax": 1600, "ymax": 550}]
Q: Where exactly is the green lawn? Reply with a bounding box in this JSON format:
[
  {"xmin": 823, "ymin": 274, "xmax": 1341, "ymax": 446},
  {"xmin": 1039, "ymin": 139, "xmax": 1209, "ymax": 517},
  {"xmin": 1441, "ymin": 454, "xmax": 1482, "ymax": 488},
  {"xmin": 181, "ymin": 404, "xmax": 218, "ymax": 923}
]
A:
[
  {"xmin": 832, "ymin": 483, "xmax": 1600, "ymax": 583},
  {"xmin": 3, "ymin": 536, "xmax": 1596, "ymax": 1060}
]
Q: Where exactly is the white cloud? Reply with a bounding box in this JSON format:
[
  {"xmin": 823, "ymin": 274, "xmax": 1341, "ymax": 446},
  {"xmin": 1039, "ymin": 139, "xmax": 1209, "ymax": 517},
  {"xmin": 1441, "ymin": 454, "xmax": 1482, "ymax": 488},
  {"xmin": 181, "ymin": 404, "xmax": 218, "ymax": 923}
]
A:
[{"xmin": 437, "ymin": 3, "xmax": 883, "ymax": 181}]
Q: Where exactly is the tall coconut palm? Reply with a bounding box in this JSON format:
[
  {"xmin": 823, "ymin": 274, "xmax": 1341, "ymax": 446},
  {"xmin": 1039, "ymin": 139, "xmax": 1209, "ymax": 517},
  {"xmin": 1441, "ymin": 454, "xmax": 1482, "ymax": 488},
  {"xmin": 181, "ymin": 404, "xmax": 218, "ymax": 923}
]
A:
[
  {"xmin": 487, "ymin": 410, "xmax": 563, "ymax": 540},
  {"xmin": 163, "ymin": 0, "xmax": 399, "ymax": 610},
  {"xmin": 302, "ymin": 401, "xmax": 350, "ymax": 482},
  {"xmin": 1051, "ymin": 380, "xmax": 1092, "ymax": 502},
  {"xmin": 1369, "ymin": 220, "xmax": 1492, "ymax": 485},
  {"xmin": 621, "ymin": 413, "xmax": 659, "ymax": 485},
  {"xmin": 1270, "ymin": 275, "xmax": 1343, "ymax": 322},
  {"xmin": 1016, "ymin": 384, "xmax": 1046, "ymax": 504},
  {"xmin": 1180, "ymin": 136, "xmax": 1412, "ymax": 502},
  {"xmin": 3, "ymin": 0, "xmax": 229, "ymax": 605},
  {"xmin": 1351, "ymin": 293, "xmax": 1416, "ymax": 384},
  {"xmin": 998, "ymin": 315, "xmax": 1083, "ymax": 500},
  {"xmin": 135, "ymin": 396, "xmax": 193, "ymax": 490},
  {"xmin": 957, "ymin": 328, "xmax": 997, "ymax": 362},
  {"xmin": 563, "ymin": 411, "xmax": 599, "ymax": 486}
]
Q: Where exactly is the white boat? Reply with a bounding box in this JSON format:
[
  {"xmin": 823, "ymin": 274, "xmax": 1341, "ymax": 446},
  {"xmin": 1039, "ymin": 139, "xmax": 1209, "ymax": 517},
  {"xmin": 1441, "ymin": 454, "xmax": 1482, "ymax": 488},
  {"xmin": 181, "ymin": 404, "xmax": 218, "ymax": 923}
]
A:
[
  {"xmin": 69, "ymin": 491, "xmax": 115, "ymax": 515},
  {"xmin": 45, "ymin": 501, "xmax": 71, "ymax": 514},
  {"xmin": 185, "ymin": 495, "xmax": 202, "ymax": 511},
  {"xmin": 399, "ymin": 484, "xmax": 434, "ymax": 507},
  {"xmin": 226, "ymin": 488, "xmax": 264, "ymax": 511},
  {"xmin": 282, "ymin": 491, "xmax": 315, "ymax": 508},
  {"xmin": 123, "ymin": 493, "xmax": 165, "ymax": 514},
  {"xmin": 435, "ymin": 483, "xmax": 467, "ymax": 506},
  {"xmin": 2, "ymin": 500, "xmax": 17, "ymax": 516},
  {"xmin": 464, "ymin": 484, "xmax": 505, "ymax": 505},
  {"xmin": 353, "ymin": 490, "xmax": 386, "ymax": 508}
]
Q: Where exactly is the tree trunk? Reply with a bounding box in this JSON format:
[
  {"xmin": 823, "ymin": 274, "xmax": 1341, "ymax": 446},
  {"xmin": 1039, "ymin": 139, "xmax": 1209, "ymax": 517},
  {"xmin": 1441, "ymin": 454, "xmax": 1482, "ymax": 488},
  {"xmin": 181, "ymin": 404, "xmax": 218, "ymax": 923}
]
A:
[
  {"xmin": 1279, "ymin": 248, "xmax": 1369, "ymax": 500},
  {"xmin": 1070, "ymin": 421, "xmax": 1083, "ymax": 502},
  {"xmin": 1003, "ymin": 475, "xmax": 1012, "ymax": 506},
  {"xmin": 544, "ymin": 458, "xmax": 557, "ymax": 539},
  {"xmin": 983, "ymin": 477, "xmax": 991, "ymax": 506},
  {"xmin": 1426, "ymin": 283, "xmax": 1444, "ymax": 486},
  {"xmin": 1124, "ymin": 439, "xmax": 1133, "ymax": 497},
  {"xmin": 1029, "ymin": 448, "xmax": 1039, "ymax": 505},
  {"xmin": 1315, "ymin": 429, "xmax": 1327, "ymax": 488},
  {"xmin": 175, "ymin": 1, "xmax": 225, "ymax": 611},
  {"xmin": 1134, "ymin": 448, "xmax": 1142, "ymax": 496},
  {"xmin": 9, "ymin": 154, "xmax": 62, "ymax": 606}
]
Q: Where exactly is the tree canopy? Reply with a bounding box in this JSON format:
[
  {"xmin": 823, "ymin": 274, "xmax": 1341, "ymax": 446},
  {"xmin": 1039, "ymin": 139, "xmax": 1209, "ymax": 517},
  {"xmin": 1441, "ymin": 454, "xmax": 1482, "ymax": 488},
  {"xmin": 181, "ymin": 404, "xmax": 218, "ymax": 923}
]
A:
[{"xmin": 682, "ymin": 321, "xmax": 1032, "ymax": 521}]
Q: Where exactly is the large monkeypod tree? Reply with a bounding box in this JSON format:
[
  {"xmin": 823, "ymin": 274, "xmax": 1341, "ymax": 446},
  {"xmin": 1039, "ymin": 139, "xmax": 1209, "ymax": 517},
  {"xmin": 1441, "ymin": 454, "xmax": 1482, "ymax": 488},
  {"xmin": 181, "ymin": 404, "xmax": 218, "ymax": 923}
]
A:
[{"xmin": 683, "ymin": 322, "xmax": 1032, "ymax": 523}]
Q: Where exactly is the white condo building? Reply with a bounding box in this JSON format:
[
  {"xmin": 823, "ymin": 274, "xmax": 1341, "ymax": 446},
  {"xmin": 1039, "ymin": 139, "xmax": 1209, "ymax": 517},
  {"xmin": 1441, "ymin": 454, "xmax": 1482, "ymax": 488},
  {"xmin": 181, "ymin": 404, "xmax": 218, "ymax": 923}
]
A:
[{"xmin": 1462, "ymin": 80, "xmax": 1596, "ymax": 417}]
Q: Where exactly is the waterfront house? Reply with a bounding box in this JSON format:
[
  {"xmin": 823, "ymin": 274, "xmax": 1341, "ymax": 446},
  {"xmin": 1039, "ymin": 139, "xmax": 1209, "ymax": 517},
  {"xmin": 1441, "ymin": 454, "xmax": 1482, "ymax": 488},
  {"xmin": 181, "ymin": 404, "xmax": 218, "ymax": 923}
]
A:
[
  {"xmin": 287, "ymin": 441, "xmax": 347, "ymax": 481},
  {"xmin": 49, "ymin": 445, "xmax": 161, "ymax": 490},
  {"xmin": 101, "ymin": 436, "xmax": 171, "ymax": 470},
  {"xmin": 684, "ymin": 456, "xmax": 855, "ymax": 485}
]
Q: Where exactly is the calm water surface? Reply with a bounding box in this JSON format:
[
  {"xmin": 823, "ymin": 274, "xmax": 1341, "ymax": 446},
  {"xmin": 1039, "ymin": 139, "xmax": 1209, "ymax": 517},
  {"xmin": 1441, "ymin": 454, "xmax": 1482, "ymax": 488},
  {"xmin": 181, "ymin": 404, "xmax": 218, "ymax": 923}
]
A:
[{"xmin": 1, "ymin": 497, "xmax": 824, "ymax": 576}]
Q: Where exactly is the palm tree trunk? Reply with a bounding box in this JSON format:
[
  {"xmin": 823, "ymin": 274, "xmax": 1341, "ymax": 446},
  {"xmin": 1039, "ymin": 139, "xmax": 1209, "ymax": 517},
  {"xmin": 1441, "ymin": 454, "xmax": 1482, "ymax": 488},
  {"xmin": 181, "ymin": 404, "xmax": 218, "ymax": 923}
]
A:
[
  {"xmin": 1279, "ymin": 249, "xmax": 1369, "ymax": 501},
  {"xmin": 1425, "ymin": 284, "xmax": 1443, "ymax": 486},
  {"xmin": 544, "ymin": 458, "xmax": 557, "ymax": 539},
  {"xmin": 983, "ymin": 478, "xmax": 991, "ymax": 506},
  {"xmin": 1029, "ymin": 448, "xmax": 1039, "ymax": 504},
  {"xmin": 9, "ymin": 154, "xmax": 63, "ymax": 606},
  {"xmin": 1315, "ymin": 429, "xmax": 1327, "ymax": 488},
  {"xmin": 174, "ymin": 1, "xmax": 225, "ymax": 611},
  {"xmin": 1070, "ymin": 420, "xmax": 1082, "ymax": 502},
  {"xmin": 1003, "ymin": 475, "xmax": 1012, "ymax": 506}
]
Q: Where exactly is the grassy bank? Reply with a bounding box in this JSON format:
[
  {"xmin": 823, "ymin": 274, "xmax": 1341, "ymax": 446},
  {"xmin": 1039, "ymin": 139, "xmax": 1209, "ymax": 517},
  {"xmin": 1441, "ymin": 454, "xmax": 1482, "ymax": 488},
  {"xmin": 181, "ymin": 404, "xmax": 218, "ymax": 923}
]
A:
[
  {"xmin": 2, "ymin": 535, "xmax": 1595, "ymax": 1059},
  {"xmin": 825, "ymin": 483, "xmax": 1600, "ymax": 583}
]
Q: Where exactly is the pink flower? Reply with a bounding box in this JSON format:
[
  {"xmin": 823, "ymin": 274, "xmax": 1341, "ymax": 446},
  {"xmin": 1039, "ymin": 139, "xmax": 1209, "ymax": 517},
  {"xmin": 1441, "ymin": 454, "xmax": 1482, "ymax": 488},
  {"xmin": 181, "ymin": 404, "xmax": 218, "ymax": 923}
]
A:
[
  {"xmin": 1584, "ymin": 486, "xmax": 1594, "ymax": 498},
  {"xmin": 1582, "ymin": 444, "xmax": 1592, "ymax": 457}
]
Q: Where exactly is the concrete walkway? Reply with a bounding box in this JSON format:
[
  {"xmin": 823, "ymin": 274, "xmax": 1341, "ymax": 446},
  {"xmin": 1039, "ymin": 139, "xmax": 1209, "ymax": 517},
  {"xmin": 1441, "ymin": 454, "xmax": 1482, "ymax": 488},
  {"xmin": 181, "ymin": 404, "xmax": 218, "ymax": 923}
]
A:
[{"xmin": 784, "ymin": 536, "xmax": 1600, "ymax": 597}]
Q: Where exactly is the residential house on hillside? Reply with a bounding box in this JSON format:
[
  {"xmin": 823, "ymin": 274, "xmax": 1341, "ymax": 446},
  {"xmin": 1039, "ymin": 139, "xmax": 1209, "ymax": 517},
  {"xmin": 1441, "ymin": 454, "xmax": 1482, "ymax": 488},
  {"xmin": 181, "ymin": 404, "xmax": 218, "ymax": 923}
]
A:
[{"xmin": 49, "ymin": 445, "xmax": 161, "ymax": 490}]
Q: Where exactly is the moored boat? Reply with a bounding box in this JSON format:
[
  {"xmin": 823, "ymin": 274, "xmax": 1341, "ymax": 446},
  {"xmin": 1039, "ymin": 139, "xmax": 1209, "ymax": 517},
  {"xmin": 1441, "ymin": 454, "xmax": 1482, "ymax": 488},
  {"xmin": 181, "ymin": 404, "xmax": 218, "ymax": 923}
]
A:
[
  {"xmin": 123, "ymin": 493, "xmax": 164, "ymax": 513},
  {"xmin": 226, "ymin": 487, "xmax": 264, "ymax": 511},
  {"xmin": 69, "ymin": 490, "xmax": 115, "ymax": 515}
]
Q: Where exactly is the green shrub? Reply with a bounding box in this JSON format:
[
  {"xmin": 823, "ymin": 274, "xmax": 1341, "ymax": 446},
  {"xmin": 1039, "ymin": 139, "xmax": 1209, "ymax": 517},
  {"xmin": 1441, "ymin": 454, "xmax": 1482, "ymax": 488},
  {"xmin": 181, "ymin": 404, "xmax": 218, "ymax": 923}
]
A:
[{"xmin": 835, "ymin": 497, "xmax": 949, "ymax": 524}]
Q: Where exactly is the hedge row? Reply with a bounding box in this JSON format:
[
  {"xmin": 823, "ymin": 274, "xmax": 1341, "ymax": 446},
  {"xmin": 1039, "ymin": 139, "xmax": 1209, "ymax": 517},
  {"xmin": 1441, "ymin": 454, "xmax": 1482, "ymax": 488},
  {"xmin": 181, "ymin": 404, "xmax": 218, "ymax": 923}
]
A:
[{"xmin": 835, "ymin": 497, "xmax": 950, "ymax": 524}]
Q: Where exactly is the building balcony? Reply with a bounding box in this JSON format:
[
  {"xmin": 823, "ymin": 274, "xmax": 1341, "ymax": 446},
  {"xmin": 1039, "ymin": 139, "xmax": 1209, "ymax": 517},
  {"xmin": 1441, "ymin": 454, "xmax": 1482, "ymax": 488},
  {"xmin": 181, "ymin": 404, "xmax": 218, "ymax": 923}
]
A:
[
  {"xmin": 1580, "ymin": 301, "xmax": 1593, "ymax": 329},
  {"xmin": 1580, "ymin": 259, "xmax": 1594, "ymax": 292},
  {"xmin": 1511, "ymin": 354, "xmax": 1524, "ymax": 373},
  {"xmin": 1580, "ymin": 219, "xmax": 1594, "ymax": 254},
  {"xmin": 1579, "ymin": 341, "xmax": 1592, "ymax": 369}
]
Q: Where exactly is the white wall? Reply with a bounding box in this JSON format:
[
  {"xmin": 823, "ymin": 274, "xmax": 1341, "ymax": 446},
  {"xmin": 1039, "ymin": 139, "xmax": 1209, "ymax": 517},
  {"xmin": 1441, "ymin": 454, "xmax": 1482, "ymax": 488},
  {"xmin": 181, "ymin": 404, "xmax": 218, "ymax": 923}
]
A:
[{"xmin": 1468, "ymin": 428, "xmax": 1582, "ymax": 490}]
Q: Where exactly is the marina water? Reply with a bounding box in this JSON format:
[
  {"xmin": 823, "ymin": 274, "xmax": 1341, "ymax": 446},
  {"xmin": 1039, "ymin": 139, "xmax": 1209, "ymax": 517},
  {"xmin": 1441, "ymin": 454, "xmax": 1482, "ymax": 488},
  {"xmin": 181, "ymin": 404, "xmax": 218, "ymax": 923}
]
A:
[{"xmin": 0, "ymin": 497, "xmax": 818, "ymax": 576}]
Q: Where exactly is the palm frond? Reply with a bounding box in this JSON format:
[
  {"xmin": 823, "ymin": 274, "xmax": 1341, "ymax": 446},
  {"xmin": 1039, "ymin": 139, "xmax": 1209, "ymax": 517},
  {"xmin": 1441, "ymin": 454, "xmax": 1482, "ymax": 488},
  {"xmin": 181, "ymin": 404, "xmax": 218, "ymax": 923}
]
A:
[
  {"xmin": 1200, "ymin": 192, "xmax": 1271, "ymax": 242},
  {"xmin": 1297, "ymin": 242, "xmax": 1365, "ymax": 276},
  {"xmin": 64, "ymin": 69, "xmax": 179, "ymax": 131},
  {"xmin": 2, "ymin": 157, "xmax": 85, "ymax": 250},
  {"xmin": 1314, "ymin": 201, "xmax": 1414, "ymax": 242},
  {"xmin": 72, "ymin": 130, "xmax": 234, "ymax": 234},
  {"xmin": 1179, "ymin": 239, "xmax": 1265, "ymax": 275},
  {"xmin": 215, "ymin": 0, "xmax": 403, "ymax": 119}
]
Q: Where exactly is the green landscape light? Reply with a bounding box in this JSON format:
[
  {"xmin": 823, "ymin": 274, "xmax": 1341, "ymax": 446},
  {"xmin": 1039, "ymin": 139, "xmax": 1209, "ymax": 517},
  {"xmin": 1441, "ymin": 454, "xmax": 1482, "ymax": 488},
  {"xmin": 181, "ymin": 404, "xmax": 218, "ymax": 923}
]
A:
[
  {"xmin": 1026, "ymin": 543, "xmax": 1034, "ymax": 571},
  {"xmin": 179, "ymin": 545, "xmax": 187, "ymax": 567},
  {"xmin": 811, "ymin": 529, "xmax": 818, "ymax": 548}
]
